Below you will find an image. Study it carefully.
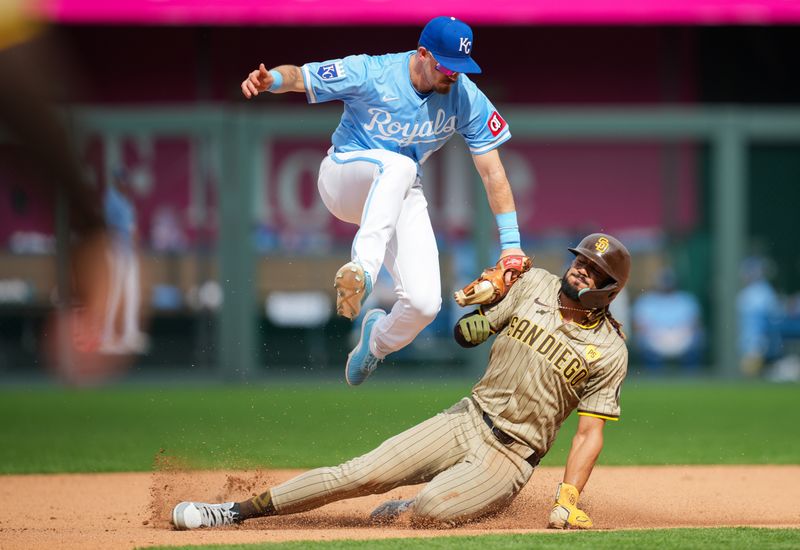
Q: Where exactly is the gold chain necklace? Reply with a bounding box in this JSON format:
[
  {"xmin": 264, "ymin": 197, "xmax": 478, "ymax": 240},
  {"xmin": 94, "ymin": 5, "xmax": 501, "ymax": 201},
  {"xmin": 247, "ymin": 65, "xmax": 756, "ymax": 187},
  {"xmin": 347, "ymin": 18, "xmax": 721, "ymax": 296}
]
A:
[{"xmin": 557, "ymin": 294, "xmax": 592, "ymax": 313}]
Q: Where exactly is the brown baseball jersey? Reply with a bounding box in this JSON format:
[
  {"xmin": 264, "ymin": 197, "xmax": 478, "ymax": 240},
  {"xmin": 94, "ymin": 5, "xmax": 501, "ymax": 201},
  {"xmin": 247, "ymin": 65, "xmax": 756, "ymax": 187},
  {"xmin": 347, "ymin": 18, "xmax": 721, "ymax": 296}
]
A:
[{"xmin": 474, "ymin": 267, "xmax": 628, "ymax": 457}]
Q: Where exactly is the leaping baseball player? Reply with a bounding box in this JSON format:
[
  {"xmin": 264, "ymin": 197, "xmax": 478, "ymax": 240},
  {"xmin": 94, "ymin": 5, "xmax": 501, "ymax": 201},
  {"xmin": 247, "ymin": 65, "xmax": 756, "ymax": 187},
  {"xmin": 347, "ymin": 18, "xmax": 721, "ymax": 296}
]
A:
[
  {"xmin": 172, "ymin": 233, "xmax": 631, "ymax": 530},
  {"xmin": 241, "ymin": 16, "xmax": 526, "ymax": 386}
]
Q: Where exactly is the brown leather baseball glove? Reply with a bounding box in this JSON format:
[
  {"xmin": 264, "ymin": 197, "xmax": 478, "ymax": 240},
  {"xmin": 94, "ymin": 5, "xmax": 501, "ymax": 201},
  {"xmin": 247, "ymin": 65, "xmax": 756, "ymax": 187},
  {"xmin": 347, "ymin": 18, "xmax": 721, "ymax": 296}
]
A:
[{"xmin": 454, "ymin": 255, "xmax": 533, "ymax": 307}]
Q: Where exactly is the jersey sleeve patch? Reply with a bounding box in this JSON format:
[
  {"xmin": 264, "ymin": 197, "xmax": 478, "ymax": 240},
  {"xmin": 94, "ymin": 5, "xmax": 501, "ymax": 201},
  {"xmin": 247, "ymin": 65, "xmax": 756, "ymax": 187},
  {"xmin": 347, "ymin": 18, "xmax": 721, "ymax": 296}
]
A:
[
  {"xmin": 316, "ymin": 61, "xmax": 346, "ymax": 82},
  {"xmin": 487, "ymin": 111, "xmax": 507, "ymax": 137}
]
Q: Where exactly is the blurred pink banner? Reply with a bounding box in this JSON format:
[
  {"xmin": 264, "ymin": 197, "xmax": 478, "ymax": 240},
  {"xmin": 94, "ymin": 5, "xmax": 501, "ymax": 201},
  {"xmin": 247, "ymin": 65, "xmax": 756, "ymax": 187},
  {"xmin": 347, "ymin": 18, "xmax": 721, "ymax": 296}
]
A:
[
  {"xmin": 43, "ymin": 0, "xmax": 800, "ymax": 25},
  {"xmin": 0, "ymin": 136, "xmax": 697, "ymax": 249}
]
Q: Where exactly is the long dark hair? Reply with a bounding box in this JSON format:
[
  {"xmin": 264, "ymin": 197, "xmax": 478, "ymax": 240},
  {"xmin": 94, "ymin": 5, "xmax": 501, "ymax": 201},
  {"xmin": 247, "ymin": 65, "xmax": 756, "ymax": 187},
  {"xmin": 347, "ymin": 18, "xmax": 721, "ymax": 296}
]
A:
[{"xmin": 589, "ymin": 306, "xmax": 625, "ymax": 340}]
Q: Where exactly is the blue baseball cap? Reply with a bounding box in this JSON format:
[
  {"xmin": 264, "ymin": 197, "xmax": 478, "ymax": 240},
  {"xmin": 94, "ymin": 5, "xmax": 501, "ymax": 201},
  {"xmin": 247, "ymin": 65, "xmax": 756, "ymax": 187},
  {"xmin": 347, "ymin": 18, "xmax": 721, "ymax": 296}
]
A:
[{"xmin": 419, "ymin": 16, "xmax": 481, "ymax": 74}]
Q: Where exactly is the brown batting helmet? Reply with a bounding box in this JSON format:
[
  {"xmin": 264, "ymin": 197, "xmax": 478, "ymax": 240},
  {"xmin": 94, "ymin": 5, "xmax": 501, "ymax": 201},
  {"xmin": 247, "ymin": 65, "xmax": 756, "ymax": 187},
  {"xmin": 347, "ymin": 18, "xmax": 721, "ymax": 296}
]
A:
[{"xmin": 567, "ymin": 233, "xmax": 631, "ymax": 309}]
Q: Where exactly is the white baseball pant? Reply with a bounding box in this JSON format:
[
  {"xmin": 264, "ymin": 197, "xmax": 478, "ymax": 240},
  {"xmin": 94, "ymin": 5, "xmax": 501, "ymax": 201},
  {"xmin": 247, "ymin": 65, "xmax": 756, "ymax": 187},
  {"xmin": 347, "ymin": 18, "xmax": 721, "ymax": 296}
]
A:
[
  {"xmin": 101, "ymin": 237, "xmax": 141, "ymax": 349},
  {"xmin": 317, "ymin": 149, "xmax": 442, "ymax": 359}
]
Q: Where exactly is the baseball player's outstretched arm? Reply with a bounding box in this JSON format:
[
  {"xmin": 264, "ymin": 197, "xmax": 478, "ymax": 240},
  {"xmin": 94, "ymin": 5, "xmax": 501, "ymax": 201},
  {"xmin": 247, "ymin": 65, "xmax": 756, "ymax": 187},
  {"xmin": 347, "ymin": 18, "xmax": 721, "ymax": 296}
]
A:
[
  {"xmin": 563, "ymin": 415, "xmax": 605, "ymax": 491},
  {"xmin": 471, "ymin": 149, "xmax": 525, "ymax": 260},
  {"xmin": 547, "ymin": 415, "xmax": 605, "ymax": 529},
  {"xmin": 241, "ymin": 63, "xmax": 305, "ymax": 98}
]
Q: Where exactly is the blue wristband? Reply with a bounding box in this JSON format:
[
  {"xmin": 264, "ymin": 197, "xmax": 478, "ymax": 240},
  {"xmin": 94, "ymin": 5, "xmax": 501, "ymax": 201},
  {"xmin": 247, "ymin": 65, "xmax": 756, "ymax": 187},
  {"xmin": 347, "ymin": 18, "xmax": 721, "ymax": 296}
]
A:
[
  {"xmin": 268, "ymin": 70, "xmax": 283, "ymax": 92},
  {"xmin": 495, "ymin": 211, "xmax": 521, "ymax": 250}
]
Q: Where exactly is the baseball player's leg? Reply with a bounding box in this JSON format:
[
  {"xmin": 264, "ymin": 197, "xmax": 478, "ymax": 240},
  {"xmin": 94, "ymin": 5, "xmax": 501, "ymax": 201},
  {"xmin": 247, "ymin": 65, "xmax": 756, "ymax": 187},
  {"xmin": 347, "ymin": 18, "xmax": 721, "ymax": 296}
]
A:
[
  {"xmin": 370, "ymin": 398, "xmax": 535, "ymax": 525},
  {"xmin": 120, "ymin": 247, "xmax": 147, "ymax": 352},
  {"xmin": 318, "ymin": 149, "xmax": 418, "ymax": 285},
  {"xmin": 172, "ymin": 398, "xmax": 477, "ymax": 529},
  {"xmin": 119, "ymin": 248, "xmax": 133, "ymax": 337},
  {"xmin": 371, "ymin": 186, "xmax": 441, "ymax": 358},
  {"xmin": 100, "ymin": 239, "xmax": 124, "ymax": 350},
  {"xmin": 411, "ymin": 443, "xmax": 532, "ymax": 524},
  {"xmin": 318, "ymin": 152, "xmax": 380, "ymax": 320},
  {"xmin": 317, "ymin": 153, "xmax": 374, "ymax": 226},
  {"xmin": 266, "ymin": 398, "xmax": 472, "ymax": 515}
]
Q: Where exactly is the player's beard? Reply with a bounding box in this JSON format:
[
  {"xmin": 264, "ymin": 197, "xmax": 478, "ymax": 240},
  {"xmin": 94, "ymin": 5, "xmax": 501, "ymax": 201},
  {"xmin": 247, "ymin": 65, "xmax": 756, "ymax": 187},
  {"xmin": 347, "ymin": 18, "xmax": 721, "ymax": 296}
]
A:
[
  {"xmin": 432, "ymin": 74, "xmax": 457, "ymax": 95},
  {"xmin": 560, "ymin": 271, "xmax": 581, "ymax": 301}
]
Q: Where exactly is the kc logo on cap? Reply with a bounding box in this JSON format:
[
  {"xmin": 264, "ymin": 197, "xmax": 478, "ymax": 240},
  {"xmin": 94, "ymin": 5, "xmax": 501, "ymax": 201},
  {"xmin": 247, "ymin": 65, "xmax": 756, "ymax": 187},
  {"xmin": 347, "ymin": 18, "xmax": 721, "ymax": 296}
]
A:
[{"xmin": 419, "ymin": 16, "xmax": 482, "ymax": 74}]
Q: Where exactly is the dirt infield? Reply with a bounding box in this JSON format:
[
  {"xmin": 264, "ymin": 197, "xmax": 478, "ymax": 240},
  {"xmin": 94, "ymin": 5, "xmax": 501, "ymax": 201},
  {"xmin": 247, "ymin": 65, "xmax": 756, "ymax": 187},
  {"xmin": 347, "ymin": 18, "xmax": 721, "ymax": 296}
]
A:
[{"xmin": 1, "ymin": 466, "xmax": 798, "ymax": 549}]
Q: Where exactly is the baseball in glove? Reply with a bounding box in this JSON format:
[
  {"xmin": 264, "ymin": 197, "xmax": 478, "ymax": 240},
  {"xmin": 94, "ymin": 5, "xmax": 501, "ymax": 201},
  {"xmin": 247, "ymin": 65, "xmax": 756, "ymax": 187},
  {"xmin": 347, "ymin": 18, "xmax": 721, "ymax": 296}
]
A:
[{"xmin": 454, "ymin": 255, "xmax": 532, "ymax": 307}]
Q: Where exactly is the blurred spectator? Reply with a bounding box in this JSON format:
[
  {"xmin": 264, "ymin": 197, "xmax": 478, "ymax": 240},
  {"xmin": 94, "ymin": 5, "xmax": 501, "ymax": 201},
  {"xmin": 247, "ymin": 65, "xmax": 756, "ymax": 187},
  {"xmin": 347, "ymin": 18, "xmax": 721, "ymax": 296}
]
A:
[
  {"xmin": 632, "ymin": 267, "xmax": 704, "ymax": 373},
  {"xmin": 765, "ymin": 354, "xmax": 800, "ymax": 383},
  {"xmin": 0, "ymin": 3, "xmax": 139, "ymax": 382},
  {"xmin": 100, "ymin": 168, "xmax": 148, "ymax": 354},
  {"xmin": 738, "ymin": 257, "xmax": 783, "ymax": 377},
  {"xmin": 150, "ymin": 205, "xmax": 187, "ymax": 311},
  {"xmin": 151, "ymin": 205, "xmax": 187, "ymax": 253}
]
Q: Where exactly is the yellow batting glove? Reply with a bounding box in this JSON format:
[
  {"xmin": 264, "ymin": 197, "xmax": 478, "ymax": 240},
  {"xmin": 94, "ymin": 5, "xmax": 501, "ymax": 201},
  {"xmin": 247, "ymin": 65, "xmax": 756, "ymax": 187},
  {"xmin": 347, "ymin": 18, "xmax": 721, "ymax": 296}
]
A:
[{"xmin": 547, "ymin": 482, "xmax": 593, "ymax": 529}]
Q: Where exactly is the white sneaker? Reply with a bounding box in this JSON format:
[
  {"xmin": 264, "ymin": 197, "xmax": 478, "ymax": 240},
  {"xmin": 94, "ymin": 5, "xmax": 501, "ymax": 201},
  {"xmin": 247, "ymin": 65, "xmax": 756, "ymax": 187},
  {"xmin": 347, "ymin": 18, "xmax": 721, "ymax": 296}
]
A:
[{"xmin": 172, "ymin": 501, "xmax": 240, "ymax": 530}]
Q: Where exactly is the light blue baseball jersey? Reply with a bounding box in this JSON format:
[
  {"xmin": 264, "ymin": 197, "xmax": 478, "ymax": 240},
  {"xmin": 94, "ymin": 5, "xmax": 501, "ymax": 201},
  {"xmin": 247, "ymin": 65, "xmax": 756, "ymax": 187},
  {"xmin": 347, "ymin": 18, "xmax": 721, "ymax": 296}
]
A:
[{"xmin": 301, "ymin": 51, "xmax": 511, "ymax": 175}]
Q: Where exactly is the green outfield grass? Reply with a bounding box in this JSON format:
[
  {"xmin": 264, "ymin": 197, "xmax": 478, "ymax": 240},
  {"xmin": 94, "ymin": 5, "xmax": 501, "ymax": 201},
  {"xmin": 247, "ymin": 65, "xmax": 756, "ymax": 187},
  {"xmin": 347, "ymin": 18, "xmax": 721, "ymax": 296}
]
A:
[
  {"xmin": 145, "ymin": 527, "xmax": 800, "ymax": 550},
  {"xmin": 1, "ymin": 380, "xmax": 798, "ymax": 473}
]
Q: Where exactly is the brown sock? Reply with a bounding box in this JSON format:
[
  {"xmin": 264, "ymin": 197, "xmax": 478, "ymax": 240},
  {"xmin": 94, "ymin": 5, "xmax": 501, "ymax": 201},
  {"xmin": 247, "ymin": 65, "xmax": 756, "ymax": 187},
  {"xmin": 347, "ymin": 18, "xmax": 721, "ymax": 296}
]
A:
[{"xmin": 237, "ymin": 490, "xmax": 277, "ymax": 520}]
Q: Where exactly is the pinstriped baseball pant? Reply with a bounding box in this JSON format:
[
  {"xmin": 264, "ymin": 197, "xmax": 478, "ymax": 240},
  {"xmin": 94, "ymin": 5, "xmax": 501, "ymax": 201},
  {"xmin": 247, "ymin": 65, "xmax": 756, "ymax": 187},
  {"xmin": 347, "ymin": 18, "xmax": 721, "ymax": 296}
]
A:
[
  {"xmin": 317, "ymin": 149, "xmax": 442, "ymax": 359},
  {"xmin": 270, "ymin": 397, "xmax": 535, "ymax": 523}
]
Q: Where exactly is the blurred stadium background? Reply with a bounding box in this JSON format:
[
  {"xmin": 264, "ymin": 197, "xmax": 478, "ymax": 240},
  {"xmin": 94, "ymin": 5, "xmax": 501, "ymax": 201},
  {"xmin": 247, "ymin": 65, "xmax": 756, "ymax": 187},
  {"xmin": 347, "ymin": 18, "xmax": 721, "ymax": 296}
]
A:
[{"xmin": 2, "ymin": 0, "xmax": 800, "ymax": 385}]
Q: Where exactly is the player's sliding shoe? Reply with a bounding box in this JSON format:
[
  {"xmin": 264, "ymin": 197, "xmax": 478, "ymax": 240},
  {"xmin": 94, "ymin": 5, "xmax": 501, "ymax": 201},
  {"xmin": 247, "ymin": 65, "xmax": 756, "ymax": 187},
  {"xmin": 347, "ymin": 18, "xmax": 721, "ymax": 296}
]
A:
[
  {"xmin": 334, "ymin": 261, "xmax": 372, "ymax": 320},
  {"xmin": 370, "ymin": 498, "xmax": 415, "ymax": 522},
  {"xmin": 171, "ymin": 501, "xmax": 241, "ymax": 530},
  {"xmin": 346, "ymin": 308, "xmax": 386, "ymax": 386}
]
